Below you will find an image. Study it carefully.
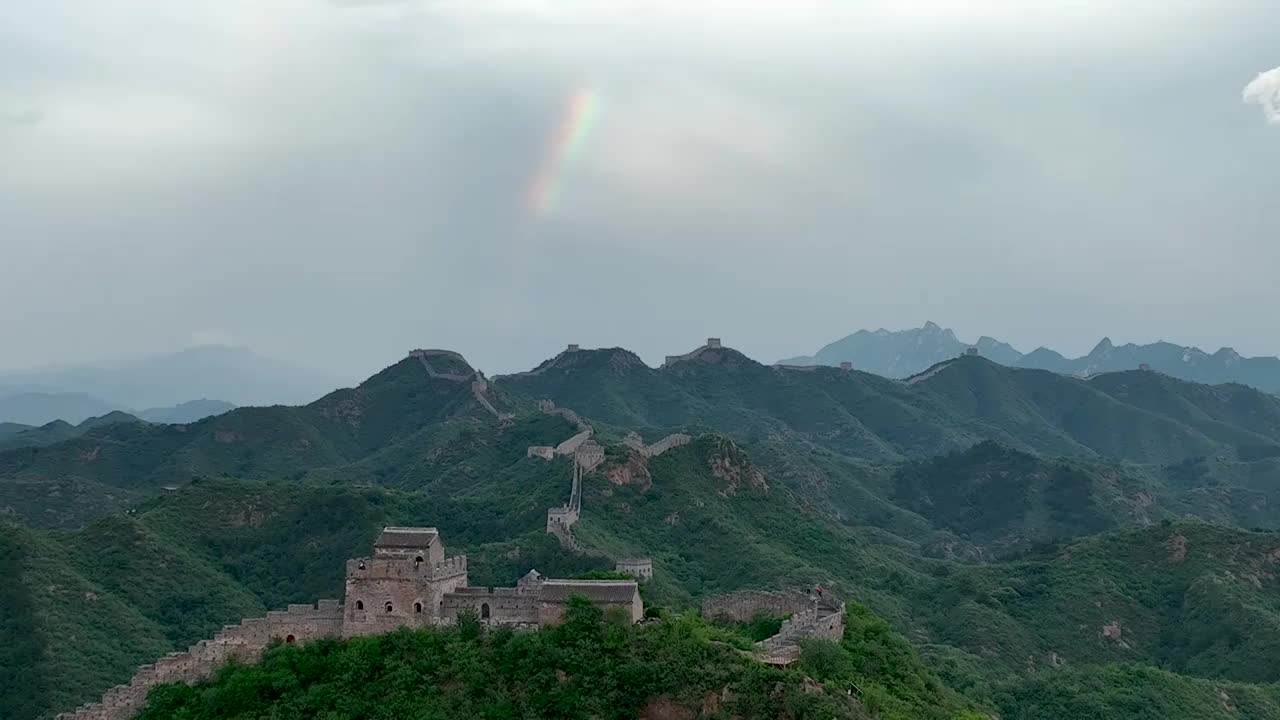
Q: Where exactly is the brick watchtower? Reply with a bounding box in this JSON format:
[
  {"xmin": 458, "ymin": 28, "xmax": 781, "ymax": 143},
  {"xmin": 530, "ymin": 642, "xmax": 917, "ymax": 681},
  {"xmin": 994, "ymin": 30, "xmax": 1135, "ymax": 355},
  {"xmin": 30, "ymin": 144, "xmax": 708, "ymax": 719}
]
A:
[{"xmin": 343, "ymin": 527, "xmax": 468, "ymax": 636}]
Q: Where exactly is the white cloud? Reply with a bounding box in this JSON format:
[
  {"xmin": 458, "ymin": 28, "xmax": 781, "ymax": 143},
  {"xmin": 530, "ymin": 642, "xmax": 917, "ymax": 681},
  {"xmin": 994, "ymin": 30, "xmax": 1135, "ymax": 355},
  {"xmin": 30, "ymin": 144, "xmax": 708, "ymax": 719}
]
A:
[{"xmin": 1243, "ymin": 66, "xmax": 1280, "ymax": 124}]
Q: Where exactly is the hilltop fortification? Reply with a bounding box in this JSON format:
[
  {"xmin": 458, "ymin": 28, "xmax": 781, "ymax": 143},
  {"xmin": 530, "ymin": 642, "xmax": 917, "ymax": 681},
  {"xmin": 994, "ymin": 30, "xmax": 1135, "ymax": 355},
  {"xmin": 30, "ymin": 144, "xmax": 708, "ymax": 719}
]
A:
[{"xmin": 57, "ymin": 527, "xmax": 641, "ymax": 720}]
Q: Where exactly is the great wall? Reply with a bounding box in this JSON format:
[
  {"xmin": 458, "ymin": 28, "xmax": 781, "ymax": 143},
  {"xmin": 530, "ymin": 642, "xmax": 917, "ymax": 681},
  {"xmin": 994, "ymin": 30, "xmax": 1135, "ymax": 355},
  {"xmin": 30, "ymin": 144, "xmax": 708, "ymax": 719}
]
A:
[
  {"xmin": 57, "ymin": 528, "xmax": 643, "ymax": 720},
  {"xmin": 410, "ymin": 348, "xmax": 511, "ymax": 421},
  {"xmin": 702, "ymin": 590, "xmax": 847, "ymax": 666},
  {"xmin": 529, "ymin": 398, "xmax": 689, "ymax": 552},
  {"xmin": 58, "ymin": 340, "xmax": 851, "ymax": 719}
]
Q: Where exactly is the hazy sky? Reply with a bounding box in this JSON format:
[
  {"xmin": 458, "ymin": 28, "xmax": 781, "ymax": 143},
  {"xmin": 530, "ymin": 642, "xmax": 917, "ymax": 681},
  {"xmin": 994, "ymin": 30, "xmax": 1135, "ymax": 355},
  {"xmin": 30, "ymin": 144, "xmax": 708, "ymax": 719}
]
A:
[{"xmin": 3, "ymin": 1, "xmax": 1278, "ymax": 381}]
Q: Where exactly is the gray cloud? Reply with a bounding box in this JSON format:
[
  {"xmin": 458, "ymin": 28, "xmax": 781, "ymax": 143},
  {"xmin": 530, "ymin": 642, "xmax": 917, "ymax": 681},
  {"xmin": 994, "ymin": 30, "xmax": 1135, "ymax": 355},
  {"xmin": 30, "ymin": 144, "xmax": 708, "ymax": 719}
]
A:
[
  {"xmin": 1244, "ymin": 66, "xmax": 1280, "ymax": 124},
  {"xmin": 1, "ymin": 1, "xmax": 1279, "ymax": 380}
]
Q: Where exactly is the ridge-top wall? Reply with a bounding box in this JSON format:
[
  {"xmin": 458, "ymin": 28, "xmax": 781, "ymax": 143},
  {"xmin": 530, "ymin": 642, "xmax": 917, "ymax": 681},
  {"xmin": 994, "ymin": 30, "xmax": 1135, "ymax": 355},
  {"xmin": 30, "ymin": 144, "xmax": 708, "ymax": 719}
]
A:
[
  {"xmin": 701, "ymin": 590, "xmax": 815, "ymax": 623},
  {"xmin": 55, "ymin": 601, "xmax": 343, "ymax": 720}
]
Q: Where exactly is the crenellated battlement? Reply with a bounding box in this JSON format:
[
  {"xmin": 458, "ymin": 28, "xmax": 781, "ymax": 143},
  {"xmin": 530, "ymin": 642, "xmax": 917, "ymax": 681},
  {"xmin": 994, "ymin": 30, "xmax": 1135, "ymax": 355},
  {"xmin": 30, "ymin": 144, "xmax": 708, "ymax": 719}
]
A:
[{"xmin": 345, "ymin": 554, "xmax": 467, "ymax": 580}]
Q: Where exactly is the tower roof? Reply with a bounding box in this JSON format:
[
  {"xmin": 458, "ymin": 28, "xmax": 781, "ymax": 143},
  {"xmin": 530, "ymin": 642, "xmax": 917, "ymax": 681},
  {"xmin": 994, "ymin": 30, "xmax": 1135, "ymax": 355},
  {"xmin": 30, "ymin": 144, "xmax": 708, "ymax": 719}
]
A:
[{"xmin": 374, "ymin": 527, "xmax": 439, "ymax": 549}]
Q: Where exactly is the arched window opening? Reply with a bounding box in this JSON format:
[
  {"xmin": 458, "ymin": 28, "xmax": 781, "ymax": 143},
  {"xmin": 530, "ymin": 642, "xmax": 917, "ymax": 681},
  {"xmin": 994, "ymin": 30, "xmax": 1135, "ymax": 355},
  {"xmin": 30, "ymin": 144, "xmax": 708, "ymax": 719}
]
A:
[
  {"xmin": 285, "ymin": 635, "xmax": 296, "ymax": 644},
  {"xmin": 385, "ymin": 602, "xmax": 394, "ymax": 613},
  {"xmin": 481, "ymin": 603, "xmax": 491, "ymax": 620},
  {"xmin": 414, "ymin": 602, "xmax": 423, "ymax": 614},
  {"xmin": 355, "ymin": 600, "xmax": 364, "ymax": 610},
  {"xmin": 415, "ymin": 555, "xmax": 424, "ymax": 564}
]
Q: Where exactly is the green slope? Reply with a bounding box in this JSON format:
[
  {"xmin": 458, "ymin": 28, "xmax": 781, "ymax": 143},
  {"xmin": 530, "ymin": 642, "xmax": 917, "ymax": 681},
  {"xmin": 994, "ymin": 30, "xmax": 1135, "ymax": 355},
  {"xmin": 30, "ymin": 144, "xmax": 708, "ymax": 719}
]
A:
[
  {"xmin": 0, "ymin": 357, "xmax": 505, "ymax": 528},
  {"xmin": 916, "ymin": 522, "xmax": 1280, "ymax": 683}
]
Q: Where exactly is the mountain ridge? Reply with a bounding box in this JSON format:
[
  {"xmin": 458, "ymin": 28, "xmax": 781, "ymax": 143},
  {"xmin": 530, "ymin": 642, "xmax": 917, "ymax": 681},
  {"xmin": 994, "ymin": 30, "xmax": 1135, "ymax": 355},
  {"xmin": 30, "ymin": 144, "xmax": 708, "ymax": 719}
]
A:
[
  {"xmin": 0, "ymin": 392, "xmax": 234, "ymax": 427},
  {"xmin": 5, "ymin": 343, "xmax": 1280, "ymax": 720},
  {"xmin": 0, "ymin": 345, "xmax": 342, "ymax": 409},
  {"xmin": 780, "ymin": 323, "xmax": 1280, "ymax": 394}
]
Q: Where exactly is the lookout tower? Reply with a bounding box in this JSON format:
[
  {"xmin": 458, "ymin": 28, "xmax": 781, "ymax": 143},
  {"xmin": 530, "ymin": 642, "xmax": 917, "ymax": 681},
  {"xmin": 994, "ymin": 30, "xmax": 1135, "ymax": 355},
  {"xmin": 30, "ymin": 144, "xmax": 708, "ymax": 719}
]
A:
[
  {"xmin": 839, "ymin": 361, "xmax": 853, "ymax": 371},
  {"xmin": 965, "ymin": 347, "xmax": 979, "ymax": 357},
  {"xmin": 567, "ymin": 344, "xmax": 580, "ymax": 352},
  {"xmin": 706, "ymin": 338, "xmax": 722, "ymax": 349},
  {"xmin": 343, "ymin": 527, "xmax": 468, "ymax": 637}
]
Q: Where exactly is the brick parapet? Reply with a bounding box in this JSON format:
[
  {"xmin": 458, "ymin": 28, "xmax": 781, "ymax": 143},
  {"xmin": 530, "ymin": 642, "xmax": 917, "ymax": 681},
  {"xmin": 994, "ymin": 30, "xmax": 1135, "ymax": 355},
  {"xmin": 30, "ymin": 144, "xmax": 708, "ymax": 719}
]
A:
[{"xmin": 701, "ymin": 590, "xmax": 816, "ymax": 623}]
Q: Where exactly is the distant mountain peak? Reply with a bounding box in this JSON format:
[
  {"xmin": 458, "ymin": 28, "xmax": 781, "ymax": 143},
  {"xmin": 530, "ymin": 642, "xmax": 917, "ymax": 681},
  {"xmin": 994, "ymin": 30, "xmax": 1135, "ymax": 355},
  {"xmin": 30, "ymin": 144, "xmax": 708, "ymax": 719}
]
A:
[{"xmin": 782, "ymin": 325, "xmax": 1280, "ymax": 394}]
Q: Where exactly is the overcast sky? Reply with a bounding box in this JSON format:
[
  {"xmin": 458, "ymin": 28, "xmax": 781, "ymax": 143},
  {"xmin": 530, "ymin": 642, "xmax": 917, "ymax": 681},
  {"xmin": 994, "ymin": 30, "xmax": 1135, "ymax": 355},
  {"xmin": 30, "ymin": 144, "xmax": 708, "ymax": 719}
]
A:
[{"xmin": 3, "ymin": 1, "xmax": 1278, "ymax": 381}]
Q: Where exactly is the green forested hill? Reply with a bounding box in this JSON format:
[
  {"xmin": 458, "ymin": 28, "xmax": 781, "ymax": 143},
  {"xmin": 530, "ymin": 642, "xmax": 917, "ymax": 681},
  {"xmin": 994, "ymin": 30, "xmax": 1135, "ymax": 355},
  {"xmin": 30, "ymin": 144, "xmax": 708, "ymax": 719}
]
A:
[
  {"xmin": 498, "ymin": 350, "xmax": 1280, "ymax": 465},
  {"xmin": 7, "ymin": 349, "xmax": 1280, "ymax": 531},
  {"xmin": 0, "ymin": 357, "xmax": 519, "ymax": 528},
  {"xmin": 6, "ymin": 346, "xmax": 1280, "ymax": 720}
]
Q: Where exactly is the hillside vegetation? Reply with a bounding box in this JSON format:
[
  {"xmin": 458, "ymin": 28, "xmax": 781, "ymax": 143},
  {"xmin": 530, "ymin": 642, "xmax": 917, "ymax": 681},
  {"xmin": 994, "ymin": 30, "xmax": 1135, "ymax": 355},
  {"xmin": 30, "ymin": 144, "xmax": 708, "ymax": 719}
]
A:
[
  {"xmin": 134, "ymin": 599, "xmax": 982, "ymax": 720},
  {"xmin": 7, "ymin": 345, "xmax": 1280, "ymax": 720}
]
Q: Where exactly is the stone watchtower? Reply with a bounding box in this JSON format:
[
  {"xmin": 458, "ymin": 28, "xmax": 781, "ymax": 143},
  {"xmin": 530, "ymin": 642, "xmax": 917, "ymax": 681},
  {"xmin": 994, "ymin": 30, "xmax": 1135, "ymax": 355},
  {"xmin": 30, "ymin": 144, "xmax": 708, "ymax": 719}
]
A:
[{"xmin": 343, "ymin": 527, "xmax": 468, "ymax": 637}]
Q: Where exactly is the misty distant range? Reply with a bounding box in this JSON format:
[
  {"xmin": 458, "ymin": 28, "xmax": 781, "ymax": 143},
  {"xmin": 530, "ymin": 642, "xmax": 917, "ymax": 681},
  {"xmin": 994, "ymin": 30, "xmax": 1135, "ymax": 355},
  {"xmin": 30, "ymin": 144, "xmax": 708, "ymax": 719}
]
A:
[
  {"xmin": 0, "ymin": 345, "xmax": 342, "ymax": 428},
  {"xmin": 780, "ymin": 321, "xmax": 1280, "ymax": 394},
  {"xmin": 4, "ymin": 325, "xmax": 1280, "ymax": 429}
]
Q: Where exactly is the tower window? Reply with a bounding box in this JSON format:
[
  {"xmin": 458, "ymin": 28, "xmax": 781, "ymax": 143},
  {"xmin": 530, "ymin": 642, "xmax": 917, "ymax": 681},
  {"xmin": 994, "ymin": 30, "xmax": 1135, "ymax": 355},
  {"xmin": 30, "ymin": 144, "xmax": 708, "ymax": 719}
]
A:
[
  {"xmin": 355, "ymin": 600, "xmax": 364, "ymax": 610},
  {"xmin": 415, "ymin": 555, "xmax": 424, "ymax": 564},
  {"xmin": 481, "ymin": 603, "xmax": 491, "ymax": 620},
  {"xmin": 385, "ymin": 602, "xmax": 394, "ymax": 613},
  {"xmin": 285, "ymin": 635, "xmax": 296, "ymax": 644},
  {"xmin": 414, "ymin": 602, "xmax": 423, "ymax": 614}
]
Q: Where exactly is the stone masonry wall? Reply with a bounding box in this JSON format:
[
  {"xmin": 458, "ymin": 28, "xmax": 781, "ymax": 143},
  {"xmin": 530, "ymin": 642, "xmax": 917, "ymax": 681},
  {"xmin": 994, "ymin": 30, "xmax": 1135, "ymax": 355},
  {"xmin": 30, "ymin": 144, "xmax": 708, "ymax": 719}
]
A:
[
  {"xmin": 701, "ymin": 590, "xmax": 816, "ymax": 623},
  {"xmin": 55, "ymin": 601, "xmax": 344, "ymax": 720},
  {"xmin": 759, "ymin": 606, "xmax": 845, "ymax": 648},
  {"xmin": 555, "ymin": 429, "xmax": 593, "ymax": 456},
  {"xmin": 342, "ymin": 556, "xmax": 467, "ymax": 637},
  {"xmin": 440, "ymin": 587, "xmax": 539, "ymax": 626},
  {"xmin": 575, "ymin": 441, "xmax": 605, "ymax": 473},
  {"xmin": 622, "ymin": 432, "xmax": 692, "ymax": 458},
  {"xmin": 527, "ymin": 446, "xmax": 556, "ymax": 460},
  {"xmin": 638, "ymin": 434, "xmax": 691, "ymax": 458}
]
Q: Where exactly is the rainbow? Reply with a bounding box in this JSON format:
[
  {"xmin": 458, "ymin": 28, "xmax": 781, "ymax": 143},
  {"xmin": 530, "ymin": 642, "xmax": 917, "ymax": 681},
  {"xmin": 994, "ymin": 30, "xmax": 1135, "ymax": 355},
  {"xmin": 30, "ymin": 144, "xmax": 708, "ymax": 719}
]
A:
[{"xmin": 526, "ymin": 87, "xmax": 603, "ymax": 217}]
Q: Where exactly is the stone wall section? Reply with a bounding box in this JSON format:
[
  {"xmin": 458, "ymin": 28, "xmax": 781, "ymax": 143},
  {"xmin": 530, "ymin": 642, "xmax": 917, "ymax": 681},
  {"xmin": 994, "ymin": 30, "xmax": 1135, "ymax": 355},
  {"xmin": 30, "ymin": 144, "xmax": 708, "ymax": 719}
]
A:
[
  {"xmin": 702, "ymin": 589, "xmax": 845, "ymax": 666},
  {"xmin": 469, "ymin": 376, "xmax": 510, "ymax": 421},
  {"xmin": 409, "ymin": 349, "xmax": 472, "ymax": 382},
  {"xmin": 575, "ymin": 440, "xmax": 605, "ymax": 473},
  {"xmin": 638, "ymin": 434, "xmax": 691, "ymax": 458},
  {"xmin": 531, "ymin": 401, "xmax": 604, "ymax": 550},
  {"xmin": 409, "ymin": 349, "xmax": 508, "ymax": 420},
  {"xmin": 622, "ymin": 431, "xmax": 692, "ymax": 458},
  {"xmin": 538, "ymin": 399, "xmax": 591, "ymax": 432},
  {"xmin": 440, "ymin": 587, "xmax": 539, "ymax": 626},
  {"xmin": 555, "ymin": 430, "xmax": 593, "ymax": 456},
  {"xmin": 701, "ymin": 590, "xmax": 817, "ymax": 623},
  {"xmin": 662, "ymin": 338, "xmax": 723, "ymax": 368},
  {"xmin": 615, "ymin": 558, "xmax": 654, "ymax": 580},
  {"xmin": 54, "ymin": 601, "xmax": 343, "ymax": 720}
]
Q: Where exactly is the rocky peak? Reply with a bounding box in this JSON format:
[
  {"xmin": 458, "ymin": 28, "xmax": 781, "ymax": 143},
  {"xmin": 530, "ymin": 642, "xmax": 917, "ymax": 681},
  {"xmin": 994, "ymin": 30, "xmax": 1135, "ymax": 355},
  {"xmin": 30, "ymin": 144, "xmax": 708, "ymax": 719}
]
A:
[
  {"xmin": 1090, "ymin": 338, "xmax": 1115, "ymax": 356},
  {"xmin": 704, "ymin": 436, "xmax": 769, "ymax": 496}
]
